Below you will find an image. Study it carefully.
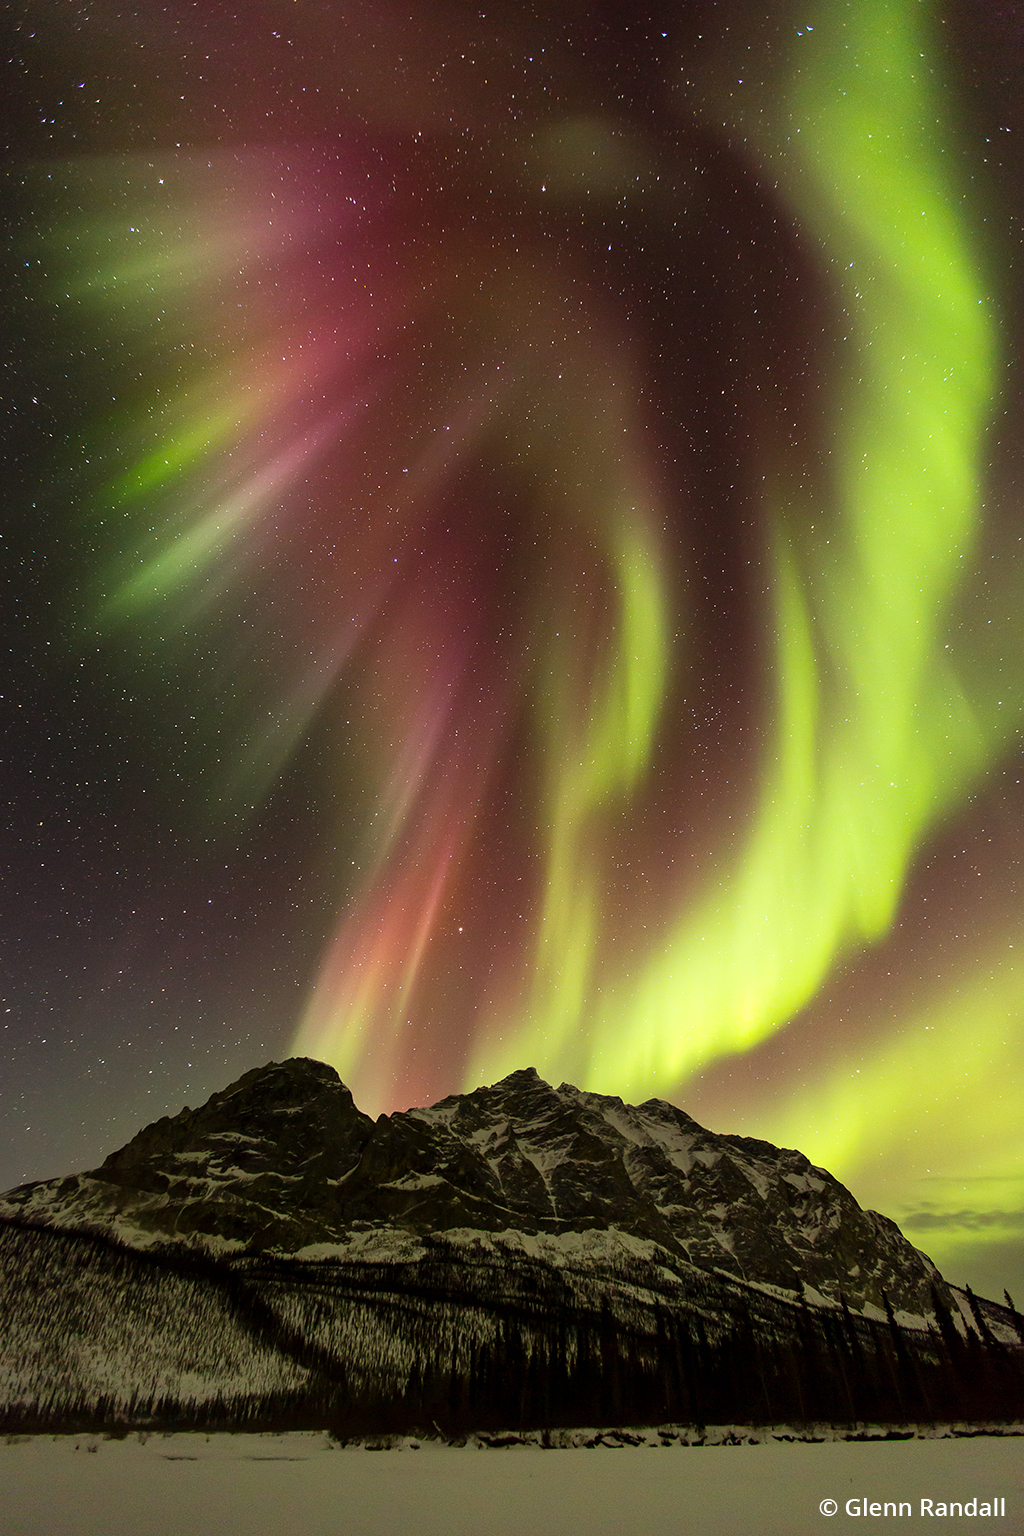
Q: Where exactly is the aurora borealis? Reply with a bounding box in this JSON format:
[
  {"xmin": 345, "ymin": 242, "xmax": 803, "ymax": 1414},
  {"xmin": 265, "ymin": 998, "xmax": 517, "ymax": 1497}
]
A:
[{"xmin": 5, "ymin": 0, "xmax": 1024, "ymax": 1301}]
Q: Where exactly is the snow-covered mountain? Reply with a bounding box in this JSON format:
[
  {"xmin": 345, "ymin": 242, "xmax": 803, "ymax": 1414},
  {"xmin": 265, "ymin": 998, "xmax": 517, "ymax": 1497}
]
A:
[
  {"xmin": 2, "ymin": 1060, "xmax": 1021, "ymax": 1436},
  {"xmin": 0, "ymin": 1058, "xmax": 943, "ymax": 1314}
]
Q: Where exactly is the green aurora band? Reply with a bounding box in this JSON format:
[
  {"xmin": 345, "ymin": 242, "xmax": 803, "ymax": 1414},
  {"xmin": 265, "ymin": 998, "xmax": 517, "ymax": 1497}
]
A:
[{"xmin": 470, "ymin": 0, "xmax": 1002, "ymax": 1085}]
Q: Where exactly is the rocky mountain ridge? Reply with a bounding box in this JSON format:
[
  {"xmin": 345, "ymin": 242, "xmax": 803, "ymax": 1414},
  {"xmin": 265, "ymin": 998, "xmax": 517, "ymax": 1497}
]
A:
[{"xmin": 0, "ymin": 1057, "xmax": 948, "ymax": 1318}]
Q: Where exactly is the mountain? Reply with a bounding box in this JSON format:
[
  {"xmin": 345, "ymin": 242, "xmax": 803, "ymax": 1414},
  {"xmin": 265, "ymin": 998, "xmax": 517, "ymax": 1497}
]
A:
[
  {"xmin": 1, "ymin": 1059, "xmax": 1022, "ymax": 1436},
  {"xmin": 0, "ymin": 1059, "xmax": 950, "ymax": 1314}
]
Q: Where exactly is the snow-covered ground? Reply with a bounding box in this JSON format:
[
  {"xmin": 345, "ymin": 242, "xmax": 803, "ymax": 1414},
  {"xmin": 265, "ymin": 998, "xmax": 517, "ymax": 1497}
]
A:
[{"xmin": 2, "ymin": 1428, "xmax": 1021, "ymax": 1536}]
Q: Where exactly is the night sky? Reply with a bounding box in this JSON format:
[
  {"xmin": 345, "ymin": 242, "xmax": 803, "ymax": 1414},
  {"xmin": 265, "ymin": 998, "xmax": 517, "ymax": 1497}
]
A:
[{"xmin": 4, "ymin": 0, "xmax": 1024, "ymax": 1303}]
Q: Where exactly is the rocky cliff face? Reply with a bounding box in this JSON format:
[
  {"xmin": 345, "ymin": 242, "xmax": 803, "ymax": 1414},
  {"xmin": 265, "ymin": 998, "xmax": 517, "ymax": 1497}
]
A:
[{"xmin": 0, "ymin": 1058, "xmax": 944, "ymax": 1317}]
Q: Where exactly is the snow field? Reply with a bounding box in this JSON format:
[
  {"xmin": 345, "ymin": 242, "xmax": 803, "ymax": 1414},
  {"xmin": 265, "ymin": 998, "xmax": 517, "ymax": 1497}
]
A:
[{"xmin": 2, "ymin": 1428, "xmax": 1022, "ymax": 1536}]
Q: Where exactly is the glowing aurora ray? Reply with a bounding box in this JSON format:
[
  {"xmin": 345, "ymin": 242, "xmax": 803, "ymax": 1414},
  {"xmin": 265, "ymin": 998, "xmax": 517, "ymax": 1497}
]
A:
[
  {"xmin": 517, "ymin": 511, "xmax": 671, "ymax": 1071},
  {"xmin": 293, "ymin": 338, "xmax": 674, "ymax": 1089},
  {"xmin": 468, "ymin": 0, "xmax": 1001, "ymax": 1095}
]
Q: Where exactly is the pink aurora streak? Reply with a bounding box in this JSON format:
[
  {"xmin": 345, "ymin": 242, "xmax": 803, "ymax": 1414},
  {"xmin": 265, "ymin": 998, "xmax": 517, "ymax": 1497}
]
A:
[{"xmin": 137, "ymin": 132, "xmax": 678, "ymax": 1110}]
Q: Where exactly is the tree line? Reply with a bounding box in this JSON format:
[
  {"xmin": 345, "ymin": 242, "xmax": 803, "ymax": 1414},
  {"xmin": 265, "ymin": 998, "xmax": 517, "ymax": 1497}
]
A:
[{"xmin": 2, "ymin": 1215, "xmax": 1022, "ymax": 1437}]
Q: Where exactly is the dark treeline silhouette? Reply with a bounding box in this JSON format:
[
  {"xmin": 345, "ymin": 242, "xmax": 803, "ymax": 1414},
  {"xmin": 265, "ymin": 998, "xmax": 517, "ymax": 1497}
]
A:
[{"xmin": 2, "ymin": 1217, "xmax": 1022, "ymax": 1437}]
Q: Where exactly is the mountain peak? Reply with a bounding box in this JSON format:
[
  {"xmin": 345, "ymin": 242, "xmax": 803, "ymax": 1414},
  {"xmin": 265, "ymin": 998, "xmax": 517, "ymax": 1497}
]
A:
[
  {"xmin": 490, "ymin": 1064, "xmax": 562, "ymax": 1096},
  {"xmin": 208, "ymin": 1055, "xmax": 343, "ymax": 1098},
  {"xmin": 261, "ymin": 1055, "xmax": 341, "ymax": 1080}
]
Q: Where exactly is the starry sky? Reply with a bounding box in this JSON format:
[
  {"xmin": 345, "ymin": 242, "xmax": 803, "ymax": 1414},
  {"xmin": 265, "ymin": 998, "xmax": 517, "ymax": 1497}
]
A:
[{"xmin": 4, "ymin": 0, "xmax": 1024, "ymax": 1303}]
